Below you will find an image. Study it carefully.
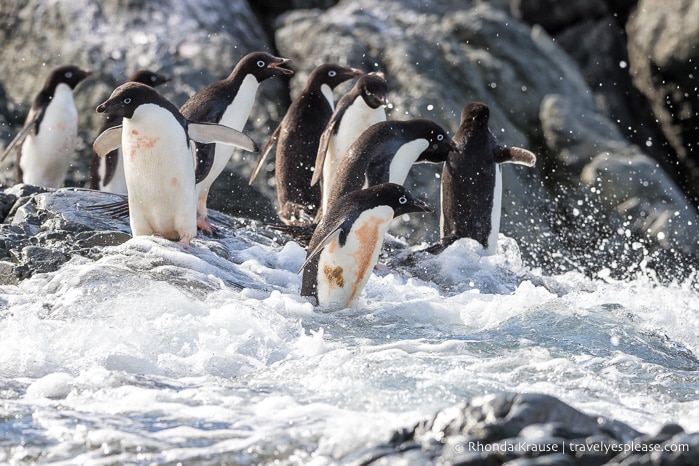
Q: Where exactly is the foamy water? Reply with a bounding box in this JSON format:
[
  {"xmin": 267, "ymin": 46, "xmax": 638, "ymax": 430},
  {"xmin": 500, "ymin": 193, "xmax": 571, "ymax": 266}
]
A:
[{"xmin": 1, "ymin": 226, "xmax": 698, "ymax": 464}]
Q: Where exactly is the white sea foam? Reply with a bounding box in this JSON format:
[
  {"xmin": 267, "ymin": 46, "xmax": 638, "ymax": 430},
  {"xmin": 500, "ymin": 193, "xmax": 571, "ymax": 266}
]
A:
[{"xmin": 1, "ymin": 231, "xmax": 697, "ymax": 463}]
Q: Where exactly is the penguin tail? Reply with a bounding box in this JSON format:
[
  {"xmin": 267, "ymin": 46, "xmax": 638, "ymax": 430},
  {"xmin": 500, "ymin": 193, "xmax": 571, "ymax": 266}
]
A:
[{"xmin": 82, "ymin": 198, "xmax": 131, "ymax": 219}]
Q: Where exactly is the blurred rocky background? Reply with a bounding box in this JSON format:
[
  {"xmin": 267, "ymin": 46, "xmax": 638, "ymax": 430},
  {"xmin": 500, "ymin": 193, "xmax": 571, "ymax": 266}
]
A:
[{"xmin": 1, "ymin": 0, "xmax": 697, "ymax": 281}]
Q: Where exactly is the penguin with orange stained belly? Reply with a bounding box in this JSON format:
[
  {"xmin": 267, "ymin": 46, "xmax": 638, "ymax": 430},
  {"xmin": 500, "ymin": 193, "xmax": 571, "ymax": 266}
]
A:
[{"xmin": 299, "ymin": 183, "xmax": 432, "ymax": 309}]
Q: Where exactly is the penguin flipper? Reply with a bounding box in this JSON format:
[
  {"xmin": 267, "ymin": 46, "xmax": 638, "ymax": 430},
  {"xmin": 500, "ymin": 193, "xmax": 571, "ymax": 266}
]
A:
[
  {"xmin": 1, "ymin": 120, "xmax": 37, "ymax": 162},
  {"xmin": 494, "ymin": 145, "xmax": 536, "ymax": 167},
  {"xmin": 93, "ymin": 125, "xmax": 123, "ymax": 158},
  {"xmin": 188, "ymin": 122, "xmax": 259, "ymax": 153},
  {"xmin": 296, "ymin": 227, "xmax": 342, "ymax": 274},
  {"xmin": 312, "ymin": 119, "xmax": 338, "ymax": 186},
  {"xmin": 249, "ymin": 124, "xmax": 281, "ymax": 185}
]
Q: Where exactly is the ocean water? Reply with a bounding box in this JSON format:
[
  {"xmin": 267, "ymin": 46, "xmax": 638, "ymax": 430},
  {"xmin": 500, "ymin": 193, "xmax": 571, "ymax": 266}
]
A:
[{"xmin": 1, "ymin": 219, "xmax": 698, "ymax": 464}]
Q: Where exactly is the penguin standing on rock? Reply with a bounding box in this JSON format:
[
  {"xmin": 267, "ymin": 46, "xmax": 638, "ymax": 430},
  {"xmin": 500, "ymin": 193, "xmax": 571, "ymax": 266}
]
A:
[
  {"xmin": 312, "ymin": 72, "xmax": 388, "ymax": 218},
  {"xmin": 325, "ymin": 118, "xmax": 458, "ymax": 212},
  {"xmin": 432, "ymin": 102, "xmax": 536, "ymax": 255},
  {"xmin": 299, "ymin": 182, "xmax": 433, "ymax": 309},
  {"xmin": 90, "ymin": 69, "xmax": 171, "ymax": 194},
  {"xmin": 249, "ymin": 63, "xmax": 363, "ymax": 226},
  {"xmin": 1, "ymin": 65, "xmax": 91, "ymax": 188},
  {"xmin": 93, "ymin": 82, "xmax": 258, "ymax": 248},
  {"xmin": 179, "ymin": 51, "xmax": 294, "ymax": 232}
]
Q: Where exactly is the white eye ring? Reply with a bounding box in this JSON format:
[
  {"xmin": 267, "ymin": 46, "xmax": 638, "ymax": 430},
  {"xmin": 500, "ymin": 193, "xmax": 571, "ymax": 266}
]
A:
[
  {"xmin": 123, "ymin": 97, "xmax": 131, "ymax": 104},
  {"xmin": 398, "ymin": 196, "xmax": 408, "ymax": 205},
  {"xmin": 437, "ymin": 134, "xmax": 444, "ymax": 141},
  {"xmin": 328, "ymin": 70, "xmax": 337, "ymax": 77},
  {"xmin": 65, "ymin": 71, "xmax": 73, "ymax": 78},
  {"xmin": 150, "ymin": 75, "xmax": 157, "ymax": 82},
  {"xmin": 257, "ymin": 60, "xmax": 266, "ymax": 68}
]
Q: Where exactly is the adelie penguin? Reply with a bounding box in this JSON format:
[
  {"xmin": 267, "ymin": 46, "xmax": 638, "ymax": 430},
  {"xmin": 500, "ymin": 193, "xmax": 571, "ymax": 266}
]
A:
[
  {"xmin": 93, "ymin": 82, "xmax": 258, "ymax": 248},
  {"xmin": 179, "ymin": 51, "xmax": 294, "ymax": 232},
  {"xmin": 431, "ymin": 102, "xmax": 536, "ymax": 255},
  {"xmin": 90, "ymin": 69, "xmax": 171, "ymax": 194},
  {"xmin": 299, "ymin": 182, "xmax": 432, "ymax": 310},
  {"xmin": 312, "ymin": 72, "xmax": 388, "ymax": 218},
  {"xmin": 249, "ymin": 63, "xmax": 363, "ymax": 225},
  {"xmin": 1, "ymin": 65, "xmax": 91, "ymax": 188},
  {"xmin": 325, "ymin": 118, "xmax": 458, "ymax": 213}
]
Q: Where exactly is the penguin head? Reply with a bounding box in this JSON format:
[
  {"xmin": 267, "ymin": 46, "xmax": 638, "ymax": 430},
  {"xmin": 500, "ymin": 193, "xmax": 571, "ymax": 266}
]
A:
[
  {"xmin": 310, "ymin": 64, "xmax": 363, "ymax": 89},
  {"xmin": 96, "ymin": 82, "xmax": 168, "ymax": 119},
  {"xmin": 46, "ymin": 65, "xmax": 91, "ymax": 91},
  {"xmin": 357, "ymin": 72, "xmax": 388, "ymax": 109},
  {"xmin": 127, "ymin": 70, "xmax": 171, "ymax": 88},
  {"xmin": 461, "ymin": 102, "xmax": 490, "ymax": 127},
  {"xmin": 365, "ymin": 183, "xmax": 433, "ymax": 216},
  {"xmin": 235, "ymin": 51, "xmax": 294, "ymax": 82}
]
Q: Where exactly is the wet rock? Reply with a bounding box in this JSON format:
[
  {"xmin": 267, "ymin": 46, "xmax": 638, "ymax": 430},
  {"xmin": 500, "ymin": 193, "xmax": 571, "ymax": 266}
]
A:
[
  {"xmin": 342, "ymin": 393, "xmax": 650, "ymax": 465},
  {"xmin": 627, "ymin": 0, "xmax": 699, "ymax": 201}
]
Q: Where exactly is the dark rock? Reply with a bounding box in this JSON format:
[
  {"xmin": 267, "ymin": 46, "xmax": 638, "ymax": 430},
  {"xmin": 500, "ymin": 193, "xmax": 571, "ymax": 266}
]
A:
[
  {"xmin": 626, "ymin": 0, "xmax": 699, "ymax": 204},
  {"xmin": 343, "ymin": 393, "xmax": 644, "ymax": 465},
  {"xmin": 510, "ymin": 0, "xmax": 608, "ymax": 32}
]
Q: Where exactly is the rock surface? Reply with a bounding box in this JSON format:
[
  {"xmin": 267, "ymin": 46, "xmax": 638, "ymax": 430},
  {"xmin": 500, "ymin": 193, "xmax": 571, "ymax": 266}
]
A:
[
  {"xmin": 1, "ymin": 0, "xmax": 698, "ymax": 280},
  {"xmin": 341, "ymin": 392, "xmax": 699, "ymax": 465}
]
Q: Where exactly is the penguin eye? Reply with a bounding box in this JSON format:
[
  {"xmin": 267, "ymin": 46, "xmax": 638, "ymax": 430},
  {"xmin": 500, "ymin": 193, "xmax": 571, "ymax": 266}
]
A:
[
  {"xmin": 123, "ymin": 97, "xmax": 132, "ymax": 105},
  {"xmin": 328, "ymin": 70, "xmax": 337, "ymax": 77},
  {"xmin": 437, "ymin": 134, "xmax": 444, "ymax": 141},
  {"xmin": 257, "ymin": 60, "xmax": 266, "ymax": 68},
  {"xmin": 364, "ymin": 89, "xmax": 371, "ymax": 95},
  {"xmin": 398, "ymin": 196, "xmax": 408, "ymax": 205},
  {"xmin": 150, "ymin": 75, "xmax": 157, "ymax": 82},
  {"xmin": 65, "ymin": 71, "xmax": 73, "ymax": 79}
]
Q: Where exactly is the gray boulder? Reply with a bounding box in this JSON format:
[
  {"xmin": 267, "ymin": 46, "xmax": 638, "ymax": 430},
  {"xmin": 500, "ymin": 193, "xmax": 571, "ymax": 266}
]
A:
[{"xmin": 626, "ymin": 0, "xmax": 699, "ymax": 202}]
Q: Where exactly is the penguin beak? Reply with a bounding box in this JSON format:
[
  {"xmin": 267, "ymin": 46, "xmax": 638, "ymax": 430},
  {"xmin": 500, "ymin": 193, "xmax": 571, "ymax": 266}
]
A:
[
  {"xmin": 349, "ymin": 68, "xmax": 364, "ymax": 77},
  {"xmin": 403, "ymin": 198, "xmax": 433, "ymax": 214},
  {"xmin": 270, "ymin": 58, "xmax": 294, "ymax": 75},
  {"xmin": 414, "ymin": 199, "xmax": 434, "ymax": 214}
]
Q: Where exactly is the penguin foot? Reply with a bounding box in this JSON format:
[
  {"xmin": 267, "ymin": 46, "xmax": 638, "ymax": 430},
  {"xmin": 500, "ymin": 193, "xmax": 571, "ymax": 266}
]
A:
[
  {"xmin": 196, "ymin": 216, "xmax": 219, "ymax": 234},
  {"xmin": 177, "ymin": 237, "xmax": 192, "ymax": 250}
]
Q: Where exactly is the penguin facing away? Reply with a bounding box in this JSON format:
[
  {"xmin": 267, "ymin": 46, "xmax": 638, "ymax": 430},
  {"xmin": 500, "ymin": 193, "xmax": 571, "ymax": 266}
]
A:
[
  {"xmin": 1, "ymin": 65, "xmax": 91, "ymax": 188},
  {"xmin": 299, "ymin": 182, "xmax": 433, "ymax": 309},
  {"xmin": 325, "ymin": 118, "xmax": 458, "ymax": 214},
  {"xmin": 93, "ymin": 82, "xmax": 258, "ymax": 248},
  {"xmin": 436, "ymin": 102, "xmax": 536, "ymax": 255},
  {"xmin": 312, "ymin": 72, "xmax": 388, "ymax": 217},
  {"xmin": 179, "ymin": 51, "xmax": 294, "ymax": 232},
  {"xmin": 90, "ymin": 69, "xmax": 171, "ymax": 194},
  {"xmin": 248, "ymin": 63, "xmax": 363, "ymax": 226}
]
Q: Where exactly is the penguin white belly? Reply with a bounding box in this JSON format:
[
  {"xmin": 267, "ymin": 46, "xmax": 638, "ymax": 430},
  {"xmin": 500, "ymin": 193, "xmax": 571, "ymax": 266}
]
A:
[
  {"xmin": 20, "ymin": 84, "xmax": 77, "ymax": 188},
  {"xmin": 196, "ymin": 75, "xmax": 259, "ymax": 198},
  {"xmin": 321, "ymin": 104, "xmax": 386, "ymax": 212},
  {"xmin": 99, "ymin": 147, "xmax": 128, "ymax": 194},
  {"xmin": 316, "ymin": 206, "xmax": 393, "ymax": 309},
  {"xmin": 485, "ymin": 164, "xmax": 503, "ymax": 255},
  {"xmin": 122, "ymin": 105, "xmax": 196, "ymax": 242},
  {"xmin": 320, "ymin": 83, "xmax": 335, "ymax": 110},
  {"xmin": 388, "ymin": 139, "xmax": 429, "ymax": 185}
]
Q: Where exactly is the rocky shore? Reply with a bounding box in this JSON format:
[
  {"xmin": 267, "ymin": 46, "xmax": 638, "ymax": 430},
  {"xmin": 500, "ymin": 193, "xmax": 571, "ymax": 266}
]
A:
[{"xmin": 1, "ymin": 0, "xmax": 698, "ymax": 282}]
